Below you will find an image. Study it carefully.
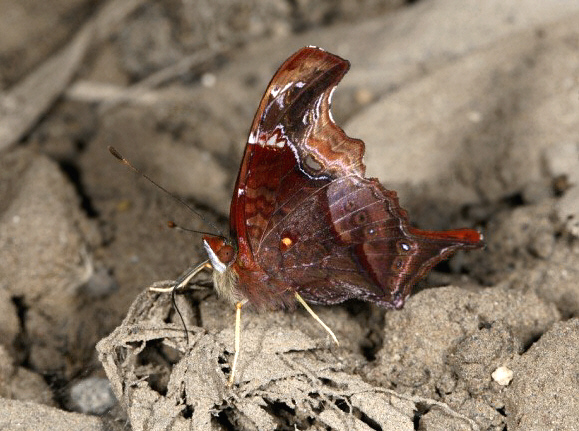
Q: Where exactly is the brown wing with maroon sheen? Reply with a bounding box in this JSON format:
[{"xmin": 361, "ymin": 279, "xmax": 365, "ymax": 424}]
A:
[{"xmin": 230, "ymin": 47, "xmax": 484, "ymax": 310}]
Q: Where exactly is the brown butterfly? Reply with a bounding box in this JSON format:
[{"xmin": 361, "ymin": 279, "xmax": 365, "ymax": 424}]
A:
[
  {"xmin": 200, "ymin": 47, "xmax": 484, "ymax": 383},
  {"xmin": 111, "ymin": 46, "xmax": 483, "ymax": 385}
]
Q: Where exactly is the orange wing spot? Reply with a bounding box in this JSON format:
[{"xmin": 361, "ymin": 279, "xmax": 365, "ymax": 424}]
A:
[{"xmin": 280, "ymin": 236, "xmax": 294, "ymax": 253}]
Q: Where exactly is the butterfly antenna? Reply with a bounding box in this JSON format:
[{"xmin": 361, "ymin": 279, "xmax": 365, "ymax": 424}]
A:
[
  {"xmin": 166, "ymin": 220, "xmax": 226, "ymax": 239},
  {"xmin": 108, "ymin": 146, "xmax": 225, "ymax": 238}
]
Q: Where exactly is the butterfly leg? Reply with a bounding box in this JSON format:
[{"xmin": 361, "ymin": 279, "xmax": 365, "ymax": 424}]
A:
[
  {"xmin": 295, "ymin": 293, "xmax": 339, "ymax": 345},
  {"xmin": 228, "ymin": 298, "xmax": 248, "ymax": 385}
]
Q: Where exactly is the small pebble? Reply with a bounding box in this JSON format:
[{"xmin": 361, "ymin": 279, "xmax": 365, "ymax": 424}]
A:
[
  {"xmin": 70, "ymin": 377, "xmax": 116, "ymax": 415},
  {"xmin": 491, "ymin": 366, "xmax": 514, "ymax": 386}
]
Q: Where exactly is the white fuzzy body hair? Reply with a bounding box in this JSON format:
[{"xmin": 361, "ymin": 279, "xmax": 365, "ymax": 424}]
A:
[{"xmin": 212, "ymin": 266, "xmax": 242, "ymax": 305}]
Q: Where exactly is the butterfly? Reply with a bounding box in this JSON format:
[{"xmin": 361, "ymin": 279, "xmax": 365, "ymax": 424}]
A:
[
  {"xmin": 112, "ymin": 46, "xmax": 483, "ymax": 385},
  {"xmin": 196, "ymin": 47, "xmax": 484, "ymax": 383}
]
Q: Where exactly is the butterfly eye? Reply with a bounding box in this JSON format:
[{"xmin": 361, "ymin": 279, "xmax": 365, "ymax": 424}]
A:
[{"xmin": 217, "ymin": 245, "xmax": 235, "ymax": 264}]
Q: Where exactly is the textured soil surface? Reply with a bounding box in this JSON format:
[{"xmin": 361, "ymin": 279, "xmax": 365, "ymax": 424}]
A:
[{"xmin": 1, "ymin": 1, "xmax": 579, "ymax": 430}]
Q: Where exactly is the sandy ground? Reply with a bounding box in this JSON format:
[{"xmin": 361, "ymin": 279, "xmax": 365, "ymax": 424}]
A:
[{"xmin": 1, "ymin": 1, "xmax": 579, "ymax": 430}]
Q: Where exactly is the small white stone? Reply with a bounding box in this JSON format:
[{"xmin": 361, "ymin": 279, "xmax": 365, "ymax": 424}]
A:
[
  {"xmin": 201, "ymin": 73, "xmax": 216, "ymax": 88},
  {"xmin": 492, "ymin": 366, "xmax": 513, "ymax": 386},
  {"xmin": 467, "ymin": 110, "xmax": 482, "ymax": 123},
  {"xmin": 70, "ymin": 377, "xmax": 116, "ymax": 414}
]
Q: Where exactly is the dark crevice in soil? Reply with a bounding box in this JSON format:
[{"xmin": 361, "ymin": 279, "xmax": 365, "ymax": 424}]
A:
[
  {"xmin": 360, "ymin": 327, "xmax": 383, "ymax": 361},
  {"xmin": 218, "ymin": 354, "xmax": 231, "ymax": 376},
  {"xmin": 215, "ymin": 407, "xmax": 236, "ymax": 431},
  {"xmin": 520, "ymin": 332, "xmax": 543, "ymax": 354},
  {"xmin": 412, "ymin": 402, "xmax": 430, "ymax": 429},
  {"xmin": 11, "ymin": 296, "xmax": 30, "ymax": 365},
  {"xmin": 58, "ymin": 159, "xmax": 100, "ymax": 218},
  {"xmin": 501, "ymin": 192, "xmax": 525, "ymax": 208},
  {"xmin": 134, "ymin": 339, "xmax": 176, "ymax": 395},
  {"xmin": 478, "ymin": 319, "xmax": 493, "ymax": 330},
  {"xmin": 182, "ymin": 404, "xmax": 193, "ymax": 419},
  {"xmin": 355, "ymin": 407, "xmax": 383, "ymax": 431},
  {"xmin": 342, "ymin": 301, "xmax": 385, "ymax": 361},
  {"xmin": 334, "ymin": 397, "xmax": 350, "ymax": 413},
  {"xmin": 262, "ymin": 400, "xmax": 296, "ymax": 428},
  {"xmin": 44, "ymin": 373, "xmax": 71, "ymax": 410}
]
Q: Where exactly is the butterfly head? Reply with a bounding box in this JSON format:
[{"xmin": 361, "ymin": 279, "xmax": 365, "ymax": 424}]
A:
[{"xmin": 203, "ymin": 235, "xmax": 237, "ymax": 273}]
